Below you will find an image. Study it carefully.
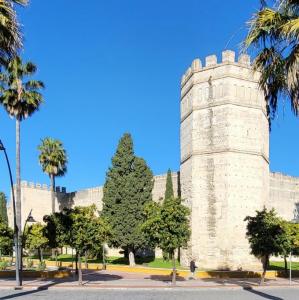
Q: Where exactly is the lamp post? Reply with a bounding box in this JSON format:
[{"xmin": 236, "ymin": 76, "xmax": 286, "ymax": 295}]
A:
[
  {"xmin": 21, "ymin": 209, "xmax": 36, "ymax": 281},
  {"xmin": 0, "ymin": 139, "xmax": 20, "ymax": 288}
]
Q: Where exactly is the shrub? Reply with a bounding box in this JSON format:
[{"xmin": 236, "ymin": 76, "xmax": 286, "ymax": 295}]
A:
[
  {"xmin": 0, "ymin": 260, "xmax": 9, "ymax": 271},
  {"xmin": 26, "ymin": 259, "xmax": 33, "ymax": 269},
  {"xmin": 36, "ymin": 261, "xmax": 46, "ymax": 271}
]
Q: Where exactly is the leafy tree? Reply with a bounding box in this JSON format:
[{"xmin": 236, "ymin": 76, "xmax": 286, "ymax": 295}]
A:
[
  {"xmin": 244, "ymin": 208, "xmax": 286, "ymax": 284},
  {"xmin": 102, "ymin": 133, "xmax": 154, "ymax": 266},
  {"xmin": 142, "ymin": 197, "xmax": 191, "ymax": 285},
  {"xmin": 0, "ymin": 0, "xmax": 27, "ymax": 62},
  {"xmin": 89, "ymin": 215, "xmax": 112, "ymax": 270},
  {"xmin": 24, "ymin": 223, "xmax": 48, "ymax": 262},
  {"xmin": 280, "ymin": 221, "xmax": 299, "ymax": 274},
  {"xmin": 69, "ymin": 205, "xmax": 108, "ymax": 285},
  {"xmin": 0, "ymin": 56, "xmax": 44, "ymax": 238},
  {"xmin": 43, "ymin": 209, "xmax": 72, "ymax": 264},
  {"xmin": 164, "ymin": 169, "xmax": 174, "ymax": 200},
  {"xmin": 162, "ymin": 169, "xmax": 175, "ymax": 260},
  {"xmin": 0, "ymin": 192, "xmax": 8, "ymax": 223},
  {"xmin": 38, "ymin": 137, "xmax": 68, "ymax": 213},
  {"xmin": 0, "ymin": 216, "xmax": 13, "ymax": 258},
  {"xmin": 244, "ymin": 0, "xmax": 299, "ymax": 121}
]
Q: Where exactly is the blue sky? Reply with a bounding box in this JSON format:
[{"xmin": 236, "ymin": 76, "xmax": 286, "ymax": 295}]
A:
[{"xmin": 1, "ymin": 0, "xmax": 299, "ymax": 198}]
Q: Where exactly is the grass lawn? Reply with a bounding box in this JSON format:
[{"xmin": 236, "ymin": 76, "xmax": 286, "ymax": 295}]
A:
[
  {"xmin": 26, "ymin": 254, "xmax": 185, "ymax": 269},
  {"xmin": 269, "ymin": 261, "xmax": 299, "ymax": 271}
]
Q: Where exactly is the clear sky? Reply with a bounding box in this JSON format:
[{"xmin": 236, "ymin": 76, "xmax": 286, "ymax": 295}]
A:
[{"xmin": 1, "ymin": 0, "xmax": 299, "ymax": 199}]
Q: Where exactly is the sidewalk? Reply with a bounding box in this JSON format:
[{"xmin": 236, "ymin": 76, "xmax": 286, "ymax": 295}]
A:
[{"xmin": 0, "ymin": 270, "xmax": 299, "ymax": 290}]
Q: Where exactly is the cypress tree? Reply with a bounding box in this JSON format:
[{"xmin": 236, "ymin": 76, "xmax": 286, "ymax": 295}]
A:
[
  {"xmin": 102, "ymin": 133, "xmax": 154, "ymax": 266},
  {"xmin": 0, "ymin": 192, "xmax": 8, "ymax": 224},
  {"xmin": 164, "ymin": 169, "xmax": 174, "ymax": 200}
]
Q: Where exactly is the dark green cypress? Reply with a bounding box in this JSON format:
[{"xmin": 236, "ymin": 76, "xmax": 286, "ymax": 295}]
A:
[
  {"xmin": 0, "ymin": 192, "xmax": 8, "ymax": 224},
  {"xmin": 102, "ymin": 133, "xmax": 154, "ymax": 265},
  {"xmin": 164, "ymin": 169, "xmax": 174, "ymax": 200}
]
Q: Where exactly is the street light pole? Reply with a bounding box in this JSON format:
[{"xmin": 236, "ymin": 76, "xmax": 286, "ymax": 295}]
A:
[
  {"xmin": 0, "ymin": 139, "xmax": 21, "ymax": 288},
  {"xmin": 21, "ymin": 209, "xmax": 36, "ymax": 276}
]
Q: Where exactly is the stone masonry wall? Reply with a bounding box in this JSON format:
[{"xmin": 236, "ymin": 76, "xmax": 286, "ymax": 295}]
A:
[
  {"xmin": 268, "ymin": 172, "xmax": 299, "ymax": 221},
  {"xmin": 180, "ymin": 50, "xmax": 269, "ymax": 270},
  {"xmin": 7, "ymin": 173, "xmax": 179, "ymax": 229}
]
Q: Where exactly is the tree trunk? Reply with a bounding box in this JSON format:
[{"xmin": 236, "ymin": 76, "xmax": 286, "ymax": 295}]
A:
[
  {"xmin": 172, "ymin": 251, "xmax": 176, "ymax": 286},
  {"xmin": 38, "ymin": 248, "xmax": 41, "ymax": 262},
  {"xmin": 260, "ymin": 255, "xmax": 269, "ymax": 285},
  {"xmin": 41, "ymin": 249, "xmax": 43, "ymax": 262},
  {"xmin": 128, "ymin": 249, "xmax": 135, "ymax": 267},
  {"xmin": 50, "ymin": 175, "xmax": 57, "ymax": 260},
  {"xmin": 85, "ymin": 251, "xmax": 88, "ymax": 269},
  {"xmin": 78, "ymin": 254, "xmax": 83, "ymax": 285},
  {"xmin": 284, "ymin": 255, "xmax": 288, "ymax": 276},
  {"xmin": 15, "ymin": 119, "xmax": 22, "ymax": 284},
  {"xmin": 50, "ymin": 174, "xmax": 55, "ymax": 213},
  {"xmin": 102, "ymin": 244, "xmax": 106, "ymax": 270},
  {"xmin": 75, "ymin": 252, "xmax": 78, "ymax": 275}
]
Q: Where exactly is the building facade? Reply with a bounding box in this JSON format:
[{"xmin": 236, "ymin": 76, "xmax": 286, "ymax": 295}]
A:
[{"xmin": 8, "ymin": 50, "xmax": 299, "ymax": 270}]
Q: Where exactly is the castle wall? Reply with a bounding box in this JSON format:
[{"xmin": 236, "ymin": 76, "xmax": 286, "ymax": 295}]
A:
[
  {"xmin": 180, "ymin": 50, "xmax": 269, "ymax": 270},
  {"xmin": 268, "ymin": 172, "xmax": 299, "ymax": 221},
  {"xmin": 8, "ymin": 173, "xmax": 179, "ymax": 229}
]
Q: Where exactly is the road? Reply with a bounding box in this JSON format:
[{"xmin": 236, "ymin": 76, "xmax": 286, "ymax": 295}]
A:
[{"xmin": 0, "ymin": 287, "xmax": 298, "ymax": 300}]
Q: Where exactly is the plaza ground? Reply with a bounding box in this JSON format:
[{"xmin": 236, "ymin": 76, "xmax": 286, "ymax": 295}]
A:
[
  {"xmin": 0, "ymin": 269, "xmax": 299, "ymax": 289},
  {"xmin": 1, "ymin": 286, "xmax": 299, "ymax": 300}
]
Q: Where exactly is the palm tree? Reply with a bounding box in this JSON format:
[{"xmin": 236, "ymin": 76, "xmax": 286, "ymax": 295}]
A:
[
  {"xmin": 0, "ymin": 0, "xmax": 27, "ymax": 61},
  {"xmin": 0, "ymin": 55, "xmax": 44, "ymax": 237},
  {"xmin": 38, "ymin": 137, "xmax": 67, "ymax": 213},
  {"xmin": 244, "ymin": 0, "xmax": 299, "ymax": 121}
]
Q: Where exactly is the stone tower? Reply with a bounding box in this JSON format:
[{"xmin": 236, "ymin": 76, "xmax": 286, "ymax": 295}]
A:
[{"xmin": 180, "ymin": 50, "xmax": 269, "ymax": 270}]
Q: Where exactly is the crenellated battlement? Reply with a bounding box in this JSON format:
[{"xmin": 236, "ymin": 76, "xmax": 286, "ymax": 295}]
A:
[
  {"xmin": 20, "ymin": 180, "xmax": 67, "ymax": 193},
  {"xmin": 181, "ymin": 50, "xmax": 251, "ymax": 87}
]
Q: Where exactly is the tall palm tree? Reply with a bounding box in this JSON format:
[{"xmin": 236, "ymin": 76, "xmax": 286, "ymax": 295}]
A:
[
  {"xmin": 38, "ymin": 138, "xmax": 67, "ymax": 213},
  {"xmin": 244, "ymin": 0, "xmax": 299, "ymax": 121},
  {"xmin": 0, "ymin": 0, "xmax": 27, "ymax": 61},
  {"xmin": 0, "ymin": 55, "xmax": 44, "ymax": 236}
]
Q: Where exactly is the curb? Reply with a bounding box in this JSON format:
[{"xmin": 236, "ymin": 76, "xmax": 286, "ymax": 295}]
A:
[{"xmin": 1, "ymin": 283, "xmax": 299, "ymax": 291}]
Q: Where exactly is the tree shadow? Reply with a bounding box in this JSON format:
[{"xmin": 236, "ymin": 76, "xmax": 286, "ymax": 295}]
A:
[
  {"xmin": 80, "ymin": 270, "xmax": 122, "ymax": 283},
  {"xmin": 243, "ymin": 287, "xmax": 283, "ymax": 300},
  {"xmin": 57, "ymin": 191, "xmax": 75, "ymax": 211},
  {"xmin": 0, "ymin": 281, "xmax": 59, "ymax": 300},
  {"xmin": 201, "ymin": 278, "xmax": 283, "ymax": 300},
  {"xmin": 147, "ymin": 274, "xmax": 186, "ymax": 282}
]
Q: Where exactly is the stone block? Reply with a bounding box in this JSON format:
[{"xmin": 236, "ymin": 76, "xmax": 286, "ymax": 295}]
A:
[
  {"xmin": 205, "ymin": 55, "xmax": 217, "ymax": 67},
  {"xmin": 222, "ymin": 50, "xmax": 235, "ymax": 63}
]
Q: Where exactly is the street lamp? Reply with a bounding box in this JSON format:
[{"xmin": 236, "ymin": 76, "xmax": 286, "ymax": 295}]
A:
[
  {"xmin": 0, "ymin": 139, "xmax": 21, "ymax": 288},
  {"xmin": 21, "ymin": 209, "xmax": 36, "ymax": 277}
]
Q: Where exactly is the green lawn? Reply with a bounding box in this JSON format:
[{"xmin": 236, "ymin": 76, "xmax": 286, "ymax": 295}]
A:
[
  {"xmin": 26, "ymin": 254, "xmax": 184, "ymax": 269},
  {"xmin": 269, "ymin": 261, "xmax": 299, "ymax": 271}
]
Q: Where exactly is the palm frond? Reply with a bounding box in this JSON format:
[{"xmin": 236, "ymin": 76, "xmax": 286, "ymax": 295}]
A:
[
  {"xmin": 0, "ymin": 55, "xmax": 44, "ymax": 120},
  {"xmin": 0, "ymin": 0, "xmax": 24, "ymax": 59},
  {"xmin": 25, "ymin": 80, "xmax": 45, "ymax": 90},
  {"xmin": 244, "ymin": 0, "xmax": 299, "ymax": 121},
  {"xmin": 38, "ymin": 138, "xmax": 68, "ymax": 178}
]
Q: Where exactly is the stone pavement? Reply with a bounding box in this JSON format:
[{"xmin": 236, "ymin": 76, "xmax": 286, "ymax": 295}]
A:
[{"xmin": 0, "ymin": 270, "xmax": 299, "ymax": 290}]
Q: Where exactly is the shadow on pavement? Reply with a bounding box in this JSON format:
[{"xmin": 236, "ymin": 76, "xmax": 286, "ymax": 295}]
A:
[
  {"xmin": 243, "ymin": 287, "xmax": 283, "ymax": 300},
  {"xmin": 0, "ymin": 282, "xmax": 58, "ymax": 300},
  {"xmin": 201, "ymin": 278, "xmax": 283, "ymax": 300},
  {"xmin": 0, "ymin": 270, "xmax": 123, "ymax": 299},
  {"xmin": 147, "ymin": 275, "xmax": 186, "ymax": 282}
]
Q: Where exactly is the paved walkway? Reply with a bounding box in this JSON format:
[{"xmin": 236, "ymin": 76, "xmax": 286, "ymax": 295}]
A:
[{"xmin": 0, "ymin": 270, "xmax": 299, "ymax": 289}]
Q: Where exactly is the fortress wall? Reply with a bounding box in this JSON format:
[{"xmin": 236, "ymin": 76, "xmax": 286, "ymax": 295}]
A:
[
  {"xmin": 7, "ymin": 173, "xmax": 179, "ymax": 228},
  {"xmin": 180, "ymin": 50, "xmax": 269, "ymax": 270},
  {"xmin": 268, "ymin": 172, "xmax": 299, "ymax": 221}
]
